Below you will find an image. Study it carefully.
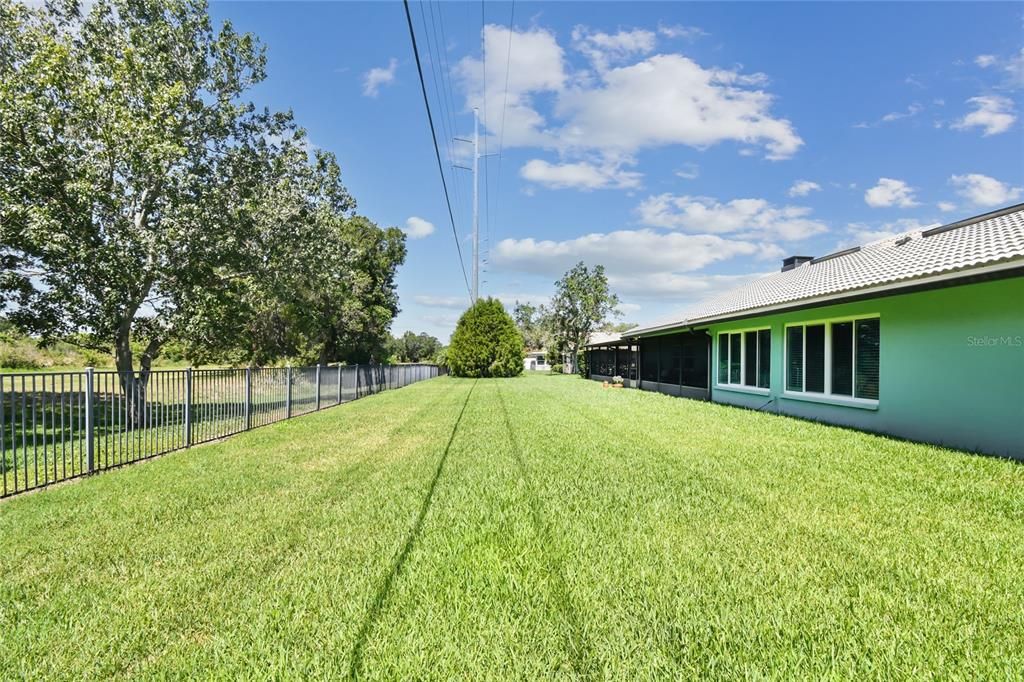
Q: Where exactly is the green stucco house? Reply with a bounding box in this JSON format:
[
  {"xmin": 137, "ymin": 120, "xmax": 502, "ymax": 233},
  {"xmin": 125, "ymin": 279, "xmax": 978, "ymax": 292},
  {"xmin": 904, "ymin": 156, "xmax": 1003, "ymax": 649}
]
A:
[{"xmin": 586, "ymin": 203, "xmax": 1024, "ymax": 459}]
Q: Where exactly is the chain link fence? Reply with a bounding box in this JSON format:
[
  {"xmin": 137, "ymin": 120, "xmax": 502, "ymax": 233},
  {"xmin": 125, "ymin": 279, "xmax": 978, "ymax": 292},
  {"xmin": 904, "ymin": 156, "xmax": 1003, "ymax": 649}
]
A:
[{"xmin": 0, "ymin": 363, "xmax": 445, "ymax": 498}]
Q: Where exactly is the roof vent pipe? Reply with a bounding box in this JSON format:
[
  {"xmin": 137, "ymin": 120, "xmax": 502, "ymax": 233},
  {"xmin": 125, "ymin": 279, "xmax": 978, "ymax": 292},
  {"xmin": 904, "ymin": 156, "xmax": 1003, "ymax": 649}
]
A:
[{"xmin": 781, "ymin": 255, "xmax": 814, "ymax": 272}]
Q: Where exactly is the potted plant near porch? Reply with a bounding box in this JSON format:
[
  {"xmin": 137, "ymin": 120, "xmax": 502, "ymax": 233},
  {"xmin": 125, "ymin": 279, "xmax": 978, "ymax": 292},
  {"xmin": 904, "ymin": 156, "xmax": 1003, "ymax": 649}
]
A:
[{"xmin": 611, "ymin": 375, "xmax": 624, "ymax": 388}]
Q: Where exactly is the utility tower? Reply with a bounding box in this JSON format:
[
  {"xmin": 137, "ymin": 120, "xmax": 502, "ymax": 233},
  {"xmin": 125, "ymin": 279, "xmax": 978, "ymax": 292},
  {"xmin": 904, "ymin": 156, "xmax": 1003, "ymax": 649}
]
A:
[{"xmin": 455, "ymin": 107, "xmax": 493, "ymax": 303}]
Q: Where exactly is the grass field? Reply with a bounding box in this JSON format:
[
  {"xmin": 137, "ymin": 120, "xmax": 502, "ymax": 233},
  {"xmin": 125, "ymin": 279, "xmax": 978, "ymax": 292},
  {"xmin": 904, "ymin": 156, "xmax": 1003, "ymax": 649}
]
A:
[{"xmin": 1, "ymin": 373, "xmax": 1021, "ymax": 678}]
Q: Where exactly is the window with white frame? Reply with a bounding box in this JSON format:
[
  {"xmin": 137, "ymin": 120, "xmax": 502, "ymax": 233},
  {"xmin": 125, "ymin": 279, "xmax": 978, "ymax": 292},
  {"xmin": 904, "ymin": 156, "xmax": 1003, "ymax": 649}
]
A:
[
  {"xmin": 785, "ymin": 316, "xmax": 879, "ymax": 401},
  {"xmin": 717, "ymin": 328, "xmax": 771, "ymax": 389}
]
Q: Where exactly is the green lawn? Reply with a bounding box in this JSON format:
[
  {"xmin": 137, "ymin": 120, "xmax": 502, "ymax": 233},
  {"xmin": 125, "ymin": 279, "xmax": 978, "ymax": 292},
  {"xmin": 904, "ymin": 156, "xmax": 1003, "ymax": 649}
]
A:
[{"xmin": 1, "ymin": 374, "xmax": 1021, "ymax": 678}]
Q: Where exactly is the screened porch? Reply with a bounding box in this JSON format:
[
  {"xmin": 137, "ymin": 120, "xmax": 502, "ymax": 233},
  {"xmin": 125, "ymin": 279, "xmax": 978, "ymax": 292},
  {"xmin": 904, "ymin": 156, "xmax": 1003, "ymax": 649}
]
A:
[{"xmin": 587, "ymin": 331, "xmax": 710, "ymax": 400}]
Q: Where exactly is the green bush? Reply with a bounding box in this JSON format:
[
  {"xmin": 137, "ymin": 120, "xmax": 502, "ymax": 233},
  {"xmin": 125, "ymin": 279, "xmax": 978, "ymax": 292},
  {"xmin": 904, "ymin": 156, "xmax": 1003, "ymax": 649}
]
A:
[
  {"xmin": 0, "ymin": 349, "xmax": 42, "ymax": 369},
  {"xmin": 448, "ymin": 298, "xmax": 524, "ymax": 378},
  {"xmin": 549, "ymin": 363, "xmax": 563, "ymax": 374}
]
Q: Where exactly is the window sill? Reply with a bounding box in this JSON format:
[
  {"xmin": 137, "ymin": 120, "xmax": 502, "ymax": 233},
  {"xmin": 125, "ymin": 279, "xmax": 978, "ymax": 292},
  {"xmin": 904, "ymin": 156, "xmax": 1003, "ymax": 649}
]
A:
[
  {"xmin": 781, "ymin": 391, "xmax": 878, "ymax": 411},
  {"xmin": 715, "ymin": 384, "xmax": 771, "ymax": 397}
]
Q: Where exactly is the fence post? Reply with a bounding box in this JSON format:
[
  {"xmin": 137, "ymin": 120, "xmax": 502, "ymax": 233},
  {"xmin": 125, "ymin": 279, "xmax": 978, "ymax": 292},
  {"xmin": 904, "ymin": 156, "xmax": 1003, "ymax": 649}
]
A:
[
  {"xmin": 184, "ymin": 367, "xmax": 192, "ymax": 447},
  {"xmin": 337, "ymin": 365, "xmax": 343, "ymax": 404},
  {"xmin": 84, "ymin": 367, "xmax": 95, "ymax": 473},
  {"xmin": 315, "ymin": 363, "xmax": 322, "ymax": 411},
  {"xmin": 244, "ymin": 367, "xmax": 252, "ymax": 430},
  {"xmin": 285, "ymin": 364, "xmax": 292, "ymax": 418},
  {"xmin": 355, "ymin": 364, "xmax": 360, "ymax": 399}
]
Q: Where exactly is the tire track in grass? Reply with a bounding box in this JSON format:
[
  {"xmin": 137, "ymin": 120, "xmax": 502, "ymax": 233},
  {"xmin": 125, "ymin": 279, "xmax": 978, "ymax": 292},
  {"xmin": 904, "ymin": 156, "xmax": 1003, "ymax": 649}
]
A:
[
  {"xmin": 496, "ymin": 382, "xmax": 598, "ymax": 680},
  {"xmin": 1, "ymin": 381, "xmax": 457, "ymax": 680},
  {"xmin": 347, "ymin": 379, "xmax": 477, "ymax": 679},
  {"xmin": 85, "ymin": 383, "xmax": 463, "ymax": 679}
]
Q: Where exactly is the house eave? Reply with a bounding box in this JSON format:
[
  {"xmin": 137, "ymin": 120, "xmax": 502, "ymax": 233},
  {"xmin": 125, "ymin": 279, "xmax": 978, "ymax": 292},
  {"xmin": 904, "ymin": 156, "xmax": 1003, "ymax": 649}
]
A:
[{"xmin": 625, "ymin": 258, "xmax": 1024, "ymax": 338}]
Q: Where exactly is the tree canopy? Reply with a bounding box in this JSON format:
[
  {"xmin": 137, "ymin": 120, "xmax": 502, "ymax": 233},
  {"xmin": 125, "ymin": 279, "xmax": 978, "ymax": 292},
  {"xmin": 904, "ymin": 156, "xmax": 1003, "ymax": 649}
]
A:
[
  {"xmin": 389, "ymin": 331, "xmax": 443, "ymax": 364},
  {"xmin": 512, "ymin": 301, "xmax": 551, "ymax": 351},
  {"xmin": 549, "ymin": 262, "xmax": 620, "ymax": 373},
  {"xmin": 0, "ymin": 0, "xmax": 405, "ymax": 394},
  {"xmin": 447, "ymin": 299, "xmax": 524, "ymax": 378}
]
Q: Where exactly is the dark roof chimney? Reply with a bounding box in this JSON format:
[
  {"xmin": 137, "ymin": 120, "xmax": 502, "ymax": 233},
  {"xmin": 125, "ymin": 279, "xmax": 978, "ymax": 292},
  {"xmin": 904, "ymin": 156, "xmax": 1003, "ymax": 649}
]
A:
[{"xmin": 781, "ymin": 255, "xmax": 813, "ymax": 272}]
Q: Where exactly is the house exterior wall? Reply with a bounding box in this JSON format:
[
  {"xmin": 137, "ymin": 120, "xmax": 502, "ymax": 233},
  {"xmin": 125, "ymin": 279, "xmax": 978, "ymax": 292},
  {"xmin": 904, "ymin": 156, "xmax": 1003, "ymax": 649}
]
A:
[
  {"xmin": 707, "ymin": 276, "xmax": 1024, "ymax": 459},
  {"xmin": 524, "ymin": 353, "xmax": 550, "ymax": 371}
]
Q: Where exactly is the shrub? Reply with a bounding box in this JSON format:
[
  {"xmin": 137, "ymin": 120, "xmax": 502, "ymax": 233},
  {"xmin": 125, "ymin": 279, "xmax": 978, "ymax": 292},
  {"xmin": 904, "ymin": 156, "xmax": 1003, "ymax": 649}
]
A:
[
  {"xmin": 550, "ymin": 363, "xmax": 563, "ymax": 374},
  {"xmin": 0, "ymin": 349, "xmax": 42, "ymax": 369},
  {"xmin": 448, "ymin": 298, "xmax": 524, "ymax": 378},
  {"xmin": 576, "ymin": 350, "xmax": 588, "ymax": 377}
]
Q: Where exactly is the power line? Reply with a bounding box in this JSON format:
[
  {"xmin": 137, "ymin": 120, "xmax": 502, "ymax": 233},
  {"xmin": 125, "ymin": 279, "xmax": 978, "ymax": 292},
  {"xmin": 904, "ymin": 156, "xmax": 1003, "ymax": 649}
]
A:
[
  {"xmin": 493, "ymin": 0, "xmax": 515, "ymax": 267},
  {"xmin": 429, "ymin": 0, "xmax": 469, "ymax": 237},
  {"xmin": 403, "ymin": 0, "xmax": 472, "ymax": 302},
  {"xmin": 419, "ymin": 0, "xmax": 464, "ymax": 236},
  {"xmin": 480, "ymin": 0, "xmax": 491, "ymax": 278}
]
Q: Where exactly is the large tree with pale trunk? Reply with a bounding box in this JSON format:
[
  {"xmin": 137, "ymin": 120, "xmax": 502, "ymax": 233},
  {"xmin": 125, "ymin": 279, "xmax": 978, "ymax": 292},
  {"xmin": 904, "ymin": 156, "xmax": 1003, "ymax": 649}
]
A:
[
  {"xmin": 549, "ymin": 262, "xmax": 620, "ymax": 375},
  {"xmin": 0, "ymin": 0, "xmax": 402, "ymax": 420}
]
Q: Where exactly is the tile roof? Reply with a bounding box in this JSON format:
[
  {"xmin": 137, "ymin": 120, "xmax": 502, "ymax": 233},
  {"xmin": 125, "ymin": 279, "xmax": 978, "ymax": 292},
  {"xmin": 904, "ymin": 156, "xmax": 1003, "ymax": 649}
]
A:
[
  {"xmin": 585, "ymin": 331, "xmax": 624, "ymax": 347},
  {"xmin": 629, "ymin": 203, "xmax": 1024, "ymax": 335}
]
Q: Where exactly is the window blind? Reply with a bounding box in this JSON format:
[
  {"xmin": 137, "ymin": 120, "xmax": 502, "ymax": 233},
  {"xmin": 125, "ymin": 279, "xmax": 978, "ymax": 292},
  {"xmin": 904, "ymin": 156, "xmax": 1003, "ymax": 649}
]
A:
[
  {"xmin": 786, "ymin": 326, "xmax": 803, "ymax": 391},
  {"xmin": 757, "ymin": 329, "xmax": 771, "ymax": 388},
  {"xmin": 831, "ymin": 321, "xmax": 854, "ymax": 396},
  {"xmin": 744, "ymin": 331, "xmax": 758, "ymax": 386},
  {"xmin": 855, "ymin": 318, "xmax": 880, "ymax": 399}
]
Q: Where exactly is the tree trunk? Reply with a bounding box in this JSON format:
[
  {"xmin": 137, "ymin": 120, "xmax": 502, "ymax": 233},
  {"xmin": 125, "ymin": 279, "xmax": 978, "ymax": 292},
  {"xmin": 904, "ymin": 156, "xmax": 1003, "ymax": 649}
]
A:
[
  {"xmin": 114, "ymin": 320, "xmax": 143, "ymax": 429},
  {"xmin": 113, "ymin": 320, "xmax": 162, "ymax": 429}
]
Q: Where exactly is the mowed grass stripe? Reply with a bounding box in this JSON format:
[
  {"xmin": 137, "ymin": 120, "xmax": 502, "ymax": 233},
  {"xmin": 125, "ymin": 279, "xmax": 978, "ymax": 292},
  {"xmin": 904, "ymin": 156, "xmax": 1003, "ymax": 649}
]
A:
[
  {"xmin": 356, "ymin": 379, "xmax": 586, "ymax": 679},
  {"xmin": 125, "ymin": 381, "xmax": 474, "ymax": 678},
  {"xmin": 0, "ymin": 379, "xmax": 473, "ymax": 679},
  {"xmin": 495, "ymin": 381, "xmax": 598, "ymax": 679},
  {"xmin": 498, "ymin": 374, "xmax": 1024, "ymax": 678},
  {"xmin": 0, "ymin": 373, "xmax": 1021, "ymax": 679},
  {"xmin": 348, "ymin": 379, "xmax": 476, "ymax": 678}
]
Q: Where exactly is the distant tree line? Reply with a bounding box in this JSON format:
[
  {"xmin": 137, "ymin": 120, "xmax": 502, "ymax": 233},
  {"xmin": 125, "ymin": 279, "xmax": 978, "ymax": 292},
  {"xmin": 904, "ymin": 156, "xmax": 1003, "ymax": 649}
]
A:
[
  {"xmin": 387, "ymin": 331, "xmax": 444, "ymax": 364},
  {"xmin": 0, "ymin": 0, "xmax": 405, "ymax": 414}
]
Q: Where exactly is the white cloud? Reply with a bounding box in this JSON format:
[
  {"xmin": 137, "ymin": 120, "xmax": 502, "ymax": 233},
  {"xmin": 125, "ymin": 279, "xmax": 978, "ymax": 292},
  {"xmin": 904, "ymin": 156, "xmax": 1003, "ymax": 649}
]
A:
[
  {"xmin": 636, "ymin": 194, "xmax": 829, "ymax": 241},
  {"xmin": 493, "ymin": 229, "xmax": 783, "ymax": 300},
  {"xmin": 413, "ymin": 295, "xmax": 465, "ymax": 309},
  {"xmin": 855, "ymin": 103, "xmax": 924, "ymax": 128},
  {"xmin": 675, "ymin": 163, "xmax": 700, "ymax": 180},
  {"xmin": 494, "ymin": 229, "xmax": 764, "ymax": 277},
  {"xmin": 555, "ymin": 55, "xmax": 801, "ymax": 160},
  {"xmin": 520, "ymin": 159, "xmax": 642, "ymax": 190},
  {"xmin": 495, "ymin": 292, "xmax": 551, "ymax": 309},
  {"xmin": 617, "ymin": 302, "xmax": 643, "ymax": 315},
  {"xmin": 951, "ymin": 96, "xmax": 1016, "ymax": 136},
  {"xmin": 455, "ymin": 25, "xmax": 567, "ymax": 149},
  {"xmin": 362, "ymin": 58, "xmax": 398, "ymax": 98},
  {"xmin": 571, "ymin": 26, "xmax": 656, "ymax": 71},
  {"xmin": 420, "ymin": 313, "xmax": 462, "ymax": 328},
  {"xmin": 937, "ymin": 201, "xmax": 957, "ymax": 212},
  {"xmin": 457, "ymin": 26, "xmax": 802, "ymax": 163},
  {"xmin": 864, "ymin": 178, "xmax": 919, "ymax": 208},
  {"xmin": 950, "ymin": 173, "xmax": 1023, "ymax": 207},
  {"xmin": 657, "ymin": 24, "xmax": 708, "ymax": 40},
  {"xmin": 788, "ymin": 180, "xmax": 821, "ymax": 197},
  {"xmin": 972, "ymin": 49, "xmax": 1024, "ymax": 90},
  {"xmin": 841, "ymin": 218, "xmax": 942, "ymax": 249},
  {"xmin": 403, "ymin": 216, "xmax": 436, "ymax": 239},
  {"xmin": 1007, "ymin": 49, "xmax": 1024, "ymax": 90},
  {"xmin": 610, "ymin": 272, "xmax": 767, "ymax": 298},
  {"xmin": 881, "ymin": 102, "xmax": 923, "ymax": 122}
]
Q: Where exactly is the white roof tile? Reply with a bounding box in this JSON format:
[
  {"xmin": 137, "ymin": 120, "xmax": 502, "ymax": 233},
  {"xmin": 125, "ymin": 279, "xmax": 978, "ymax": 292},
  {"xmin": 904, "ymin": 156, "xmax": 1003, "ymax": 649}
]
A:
[
  {"xmin": 586, "ymin": 331, "xmax": 623, "ymax": 347},
  {"xmin": 630, "ymin": 204, "xmax": 1024, "ymax": 335}
]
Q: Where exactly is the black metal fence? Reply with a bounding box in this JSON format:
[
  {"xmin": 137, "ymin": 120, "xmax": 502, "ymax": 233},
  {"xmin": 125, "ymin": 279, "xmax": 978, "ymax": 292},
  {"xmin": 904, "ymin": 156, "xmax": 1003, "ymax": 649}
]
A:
[{"xmin": 0, "ymin": 363, "xmax": 445, "ymax": 499}]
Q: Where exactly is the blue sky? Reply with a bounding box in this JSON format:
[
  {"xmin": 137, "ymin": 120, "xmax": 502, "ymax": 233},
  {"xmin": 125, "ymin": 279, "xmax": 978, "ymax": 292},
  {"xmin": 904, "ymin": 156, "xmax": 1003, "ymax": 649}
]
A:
[{"xmin": 212, "ymin": 1, "xmax": 1024, "ymax": 341}]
